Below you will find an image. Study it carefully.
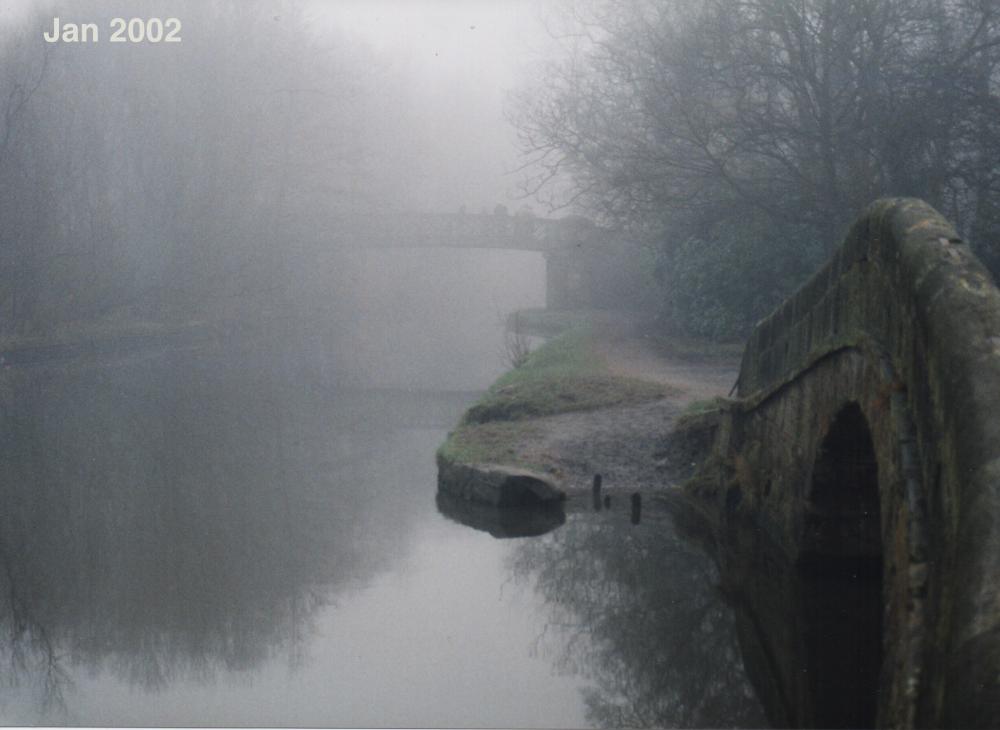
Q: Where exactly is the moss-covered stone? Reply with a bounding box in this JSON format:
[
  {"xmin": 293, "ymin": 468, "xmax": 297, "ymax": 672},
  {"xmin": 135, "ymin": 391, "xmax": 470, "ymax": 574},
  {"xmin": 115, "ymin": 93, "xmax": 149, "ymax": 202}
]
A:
[
  {"xmin": 687, "ymin": 198, "xmax": 1000, "ymax": 728},
  {"xmin": 436, "ymin": 451, "xmax": 565, "ymax": 507}
]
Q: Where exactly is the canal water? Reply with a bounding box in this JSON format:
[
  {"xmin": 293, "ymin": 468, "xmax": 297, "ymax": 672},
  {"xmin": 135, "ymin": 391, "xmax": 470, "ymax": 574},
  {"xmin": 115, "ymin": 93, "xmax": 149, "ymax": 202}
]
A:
[{"xmin": 0, "ymin": 249, "xmax": 765, "ymax": 727}]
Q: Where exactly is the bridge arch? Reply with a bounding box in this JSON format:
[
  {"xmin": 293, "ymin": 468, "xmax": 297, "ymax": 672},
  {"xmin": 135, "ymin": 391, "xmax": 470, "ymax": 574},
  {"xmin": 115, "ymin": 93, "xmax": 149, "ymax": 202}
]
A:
[
  {"xmin": 802, "ymin": 401, "xmax": 881, "ymax": 562},
  {"xmin": 691, "ymin": 199, "xmax": 1000, "ymax": 727},
  {"xmin": 798, "ymin": 401, "xmax": 882, "ymax": 728}
]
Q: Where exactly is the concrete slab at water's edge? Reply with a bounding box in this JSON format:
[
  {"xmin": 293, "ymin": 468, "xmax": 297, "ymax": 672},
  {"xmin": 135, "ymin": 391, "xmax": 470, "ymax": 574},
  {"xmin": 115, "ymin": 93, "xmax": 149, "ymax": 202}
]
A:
[{"xmin": 436, "ymin": 455, "xmax": 565, "ymax": 508}]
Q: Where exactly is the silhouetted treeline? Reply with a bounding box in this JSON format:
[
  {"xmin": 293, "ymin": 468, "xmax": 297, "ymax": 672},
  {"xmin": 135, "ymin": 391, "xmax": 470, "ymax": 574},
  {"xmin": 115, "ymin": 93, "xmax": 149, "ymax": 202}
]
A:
[
  {"xmin": 511, "ymin": 0, "xmax": 1000, "ymax": 339},
  {"xmin": 0, "ymin": 0, "xmax": 422, "ymax": 340}
]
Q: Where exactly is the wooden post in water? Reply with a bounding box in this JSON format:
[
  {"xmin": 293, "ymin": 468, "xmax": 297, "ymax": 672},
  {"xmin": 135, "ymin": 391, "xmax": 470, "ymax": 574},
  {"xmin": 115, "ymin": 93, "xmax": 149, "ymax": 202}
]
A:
[
  {"xmin": 631, "ymin": 492, "xmax": 642, "ymax": 525},
  {"xmin": 592, "ymin": 473, "xmax": 602, "ymax": 511}
]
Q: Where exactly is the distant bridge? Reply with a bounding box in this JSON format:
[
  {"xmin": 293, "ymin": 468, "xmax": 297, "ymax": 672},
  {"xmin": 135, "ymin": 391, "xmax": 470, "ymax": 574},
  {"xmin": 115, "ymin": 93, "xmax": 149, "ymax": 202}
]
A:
[
  {"xmin": 689, "ymin": 199, "xmax": 1000, "ymax": 728},
  {"xmin": 301, "ymin": 210, "xmax": 638, "ymax": 310},
  {"xmin": 317, "ymin": 211, "xmax": 606, "ymax": 253}
]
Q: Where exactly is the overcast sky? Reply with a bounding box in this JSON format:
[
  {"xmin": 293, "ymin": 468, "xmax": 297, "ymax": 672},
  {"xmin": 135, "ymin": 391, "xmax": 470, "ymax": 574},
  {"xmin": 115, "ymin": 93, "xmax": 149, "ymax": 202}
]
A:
[
  {"xmin": 1, "ymin": 0, "xmax": 562, "ymax": 213},
  {"xmin": 308, "ymin": 0, "xmax": 559, "ymax": 212}
]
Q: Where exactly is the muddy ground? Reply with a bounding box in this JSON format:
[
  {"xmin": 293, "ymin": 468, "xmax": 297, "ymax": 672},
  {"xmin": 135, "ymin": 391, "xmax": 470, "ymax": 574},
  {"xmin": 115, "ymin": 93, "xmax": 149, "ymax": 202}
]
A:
[{"xmin": 505, "ymin": 326, "xmax": 739, "ymax": 512}]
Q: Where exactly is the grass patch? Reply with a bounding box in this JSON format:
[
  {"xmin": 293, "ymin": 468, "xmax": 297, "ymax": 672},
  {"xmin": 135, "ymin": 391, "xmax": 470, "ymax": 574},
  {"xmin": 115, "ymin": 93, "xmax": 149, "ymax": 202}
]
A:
[
  {"xmin": 507, "ymin": 308, "xmax": 595, "ymax": 337},
  {"xmin": 440, "ymin": 325, "xmax": 680, "ymax": 471},
  {"xmin": 463, "ymin": 374, "xmax": 670, "ymax": 424},
  {"xmin": 681, "ymin": 396, "xmax": 731, "ymax": 417},
  {"xmin": 495, "ymin": 326, "xmax": 596, "ymax": 382},
  {"xmin": 462, "ymin": 326, "xmax": 673, "ymax": 425},
  {"xmin": 437, "ymin": 420, "xmax": 546, "ymax": 471}
]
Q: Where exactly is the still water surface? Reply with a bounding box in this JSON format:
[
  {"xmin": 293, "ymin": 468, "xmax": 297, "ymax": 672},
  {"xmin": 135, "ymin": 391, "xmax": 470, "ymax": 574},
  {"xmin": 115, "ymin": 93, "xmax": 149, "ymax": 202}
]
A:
[
  {"xmin": 0, "ymin": 250, "xmax": 763, "ymax": 727},
  {"xmin": 25, "ymin": 431, "xmax": 590, "ymax": 727}
]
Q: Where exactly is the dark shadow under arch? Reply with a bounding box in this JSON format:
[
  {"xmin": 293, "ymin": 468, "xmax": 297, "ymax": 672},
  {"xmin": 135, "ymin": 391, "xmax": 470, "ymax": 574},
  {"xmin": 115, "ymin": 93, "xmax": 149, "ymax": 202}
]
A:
[{"xmin": 797, "ymin": 402, "xmax": 883, "ymax": 728}]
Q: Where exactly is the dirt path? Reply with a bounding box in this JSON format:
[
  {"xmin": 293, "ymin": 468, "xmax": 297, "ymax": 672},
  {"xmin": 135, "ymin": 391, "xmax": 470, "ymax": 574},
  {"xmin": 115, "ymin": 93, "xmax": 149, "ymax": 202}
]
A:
[
  {"xmin": 510, "ymin": 329, "xmax": 739, "ymax": 501},
  {"xmin": 593, "ymin": 330, "xmax": 738, "ymax": 403}
]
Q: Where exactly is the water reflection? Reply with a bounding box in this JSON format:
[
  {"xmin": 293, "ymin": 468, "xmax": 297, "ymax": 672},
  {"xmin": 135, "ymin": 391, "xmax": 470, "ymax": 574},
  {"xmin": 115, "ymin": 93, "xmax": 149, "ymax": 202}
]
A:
[
  {"xmin": 435, "ymin": 492, "xmax": 565, "ymax": 538},
  {"xmin": 0, "ymin": 347, "xmax": 423, "ymax": 719},
  {"xmin": 509, "ymin": 508, "xmax": 768, "ymax": 728},
  {"xmin": 0, "ymin": 341, "xmax": 768, "ymax": 726}
]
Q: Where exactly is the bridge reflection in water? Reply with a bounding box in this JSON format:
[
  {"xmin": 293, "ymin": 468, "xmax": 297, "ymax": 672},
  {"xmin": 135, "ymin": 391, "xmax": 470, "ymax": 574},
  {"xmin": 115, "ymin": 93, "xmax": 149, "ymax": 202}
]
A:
[
  {"xmin": 3, "ymin": 341, "xmax": 759, "ymax": 727},
  {"xmin": 715, "ymin": 402, "xmax": 884, "ymax": 728},
  {"xmin": 506, "ymin": 504, "xmax": 768, "ymax": 728},
  {"xmin": 689, "ymin": 198, "xmax": 1000, "ymax": 728}
]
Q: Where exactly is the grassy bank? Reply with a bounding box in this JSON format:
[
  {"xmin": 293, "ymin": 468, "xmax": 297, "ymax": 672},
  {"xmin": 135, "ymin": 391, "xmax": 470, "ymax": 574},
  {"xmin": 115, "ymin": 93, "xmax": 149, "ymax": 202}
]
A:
[
  {"xmin": 438, "ymin": 326, "xmax": 673, "ymax": 470},
  {"xmin": 507, "ymin": 308, "xmax": 597, "ymax": 338},
  {"xmin": 509, "ymin": 307, "xmax": 660, "ymax": 338},
  {"xmin": 510, "ymin": 308, "xmax": 746, "ymax": 365}
]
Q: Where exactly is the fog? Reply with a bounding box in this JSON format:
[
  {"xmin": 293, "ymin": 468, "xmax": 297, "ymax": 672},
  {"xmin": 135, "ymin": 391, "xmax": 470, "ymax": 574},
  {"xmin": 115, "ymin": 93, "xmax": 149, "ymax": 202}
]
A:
[
  {"xmin": 0, "ymin": 0, "xmax": 555, "ymax": 365},
  {"xmin": 0, "ymin": 2, "xmax": 595, "ymax": 725},
  {"xmin": 7, "ymin": 0, "xmax": 970, "ymax": 725},
  {"xmin": 308, "ymin": 0, "xmax": 550, "ymax": 213}
]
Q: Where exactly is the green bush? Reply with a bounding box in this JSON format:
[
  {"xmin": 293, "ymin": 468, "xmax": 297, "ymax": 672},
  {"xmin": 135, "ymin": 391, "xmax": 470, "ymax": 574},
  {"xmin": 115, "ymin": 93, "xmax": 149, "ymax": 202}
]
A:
[{"xmin": 657, "ymin": 221, "xmax": 824, "ymax": 342}]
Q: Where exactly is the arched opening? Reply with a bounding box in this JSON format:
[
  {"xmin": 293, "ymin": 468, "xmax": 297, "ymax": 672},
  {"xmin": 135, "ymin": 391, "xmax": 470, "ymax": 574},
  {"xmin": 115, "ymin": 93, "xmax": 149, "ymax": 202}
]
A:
[{"xmin": 798, "ymin": 402, "xmax": 883, "ymax": 728}]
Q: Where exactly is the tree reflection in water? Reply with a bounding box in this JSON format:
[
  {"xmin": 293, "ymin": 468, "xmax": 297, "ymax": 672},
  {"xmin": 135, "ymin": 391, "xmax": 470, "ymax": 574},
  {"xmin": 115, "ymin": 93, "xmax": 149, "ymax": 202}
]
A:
[
  {"xmin": 0, "ymin": 349, "xmax": 417, "ymax": 719},
  {"xmin": 509, "ymin": 508, "xmax": 767, "ymax": 728}
]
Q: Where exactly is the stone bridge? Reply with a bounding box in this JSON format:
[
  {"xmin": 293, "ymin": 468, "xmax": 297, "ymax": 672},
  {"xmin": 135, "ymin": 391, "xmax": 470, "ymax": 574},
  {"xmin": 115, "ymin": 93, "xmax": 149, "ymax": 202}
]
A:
[
  {"xmin": 304, "ymin": 210, "xmax": 642, "ymax": 310},
  {"xmin": 685, "ymin": 199, "xmax": 1000, "ymax": 728},
  {"xmin": 317, "ymin": 210, "xmax": 600, "ymax": 252}
]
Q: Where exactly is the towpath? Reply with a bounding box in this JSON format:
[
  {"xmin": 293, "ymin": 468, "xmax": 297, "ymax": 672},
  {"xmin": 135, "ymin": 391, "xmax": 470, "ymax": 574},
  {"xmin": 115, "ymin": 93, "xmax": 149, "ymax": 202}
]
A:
[{"xmin": 511, "ymin": 324, "xmax": 739, "ymax": 502}]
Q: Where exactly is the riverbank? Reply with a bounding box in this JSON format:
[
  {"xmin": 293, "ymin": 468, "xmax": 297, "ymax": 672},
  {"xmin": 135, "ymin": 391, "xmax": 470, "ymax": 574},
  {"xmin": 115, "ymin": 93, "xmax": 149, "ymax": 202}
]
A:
[{"xmin": 437, "ymin": 317, "xmax": 740, "ymax": 510}]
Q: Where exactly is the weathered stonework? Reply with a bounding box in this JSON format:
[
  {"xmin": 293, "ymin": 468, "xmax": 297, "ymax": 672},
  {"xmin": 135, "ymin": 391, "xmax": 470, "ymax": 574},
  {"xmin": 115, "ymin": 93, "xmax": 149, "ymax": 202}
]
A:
[
  {"xmin": 686, "ymin": 198, "xmax": 1000, "ymax": 728},
  {"xmin": 436, "ymin": 453, "xmax": 566, "ymax": 508}
]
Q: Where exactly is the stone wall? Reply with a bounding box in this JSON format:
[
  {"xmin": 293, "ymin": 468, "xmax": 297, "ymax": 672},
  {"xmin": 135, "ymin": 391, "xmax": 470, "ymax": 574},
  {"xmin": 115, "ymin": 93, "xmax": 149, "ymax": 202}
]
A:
[{"xmin": 688, "ymin": 199, "xmax": 1000, "ymax": 727}]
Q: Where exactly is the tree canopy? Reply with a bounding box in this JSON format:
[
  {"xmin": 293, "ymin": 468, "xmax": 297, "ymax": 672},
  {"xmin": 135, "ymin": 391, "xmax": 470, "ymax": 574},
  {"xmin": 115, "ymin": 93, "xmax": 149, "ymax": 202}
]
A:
[
  {"xmin": 0, "ymin": 0, "xmax": 424, "ymax": 339},
  {"xmin": 511, "ymin": 0, "xmax": 1000, "ymax": 337}
]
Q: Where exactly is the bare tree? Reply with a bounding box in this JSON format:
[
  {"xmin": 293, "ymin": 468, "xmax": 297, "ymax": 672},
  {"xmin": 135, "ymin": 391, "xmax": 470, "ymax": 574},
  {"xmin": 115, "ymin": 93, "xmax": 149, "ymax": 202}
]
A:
[
  {"xmin": 509, "ymin": 0, "xmax": 1000, "ymax": 337},
  {"xmin": 511, "ymin": 0, "xmax": 1000, "ymax": 252},
  {"xmin": 500, "ymin": 310, "xmax": 532, "ymax": 369},
  {"xmin": 0, "ymin": 0, "xmax": 422, "ymax": 340}
]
